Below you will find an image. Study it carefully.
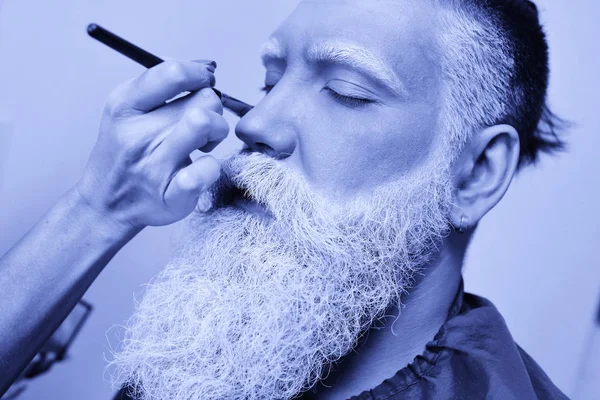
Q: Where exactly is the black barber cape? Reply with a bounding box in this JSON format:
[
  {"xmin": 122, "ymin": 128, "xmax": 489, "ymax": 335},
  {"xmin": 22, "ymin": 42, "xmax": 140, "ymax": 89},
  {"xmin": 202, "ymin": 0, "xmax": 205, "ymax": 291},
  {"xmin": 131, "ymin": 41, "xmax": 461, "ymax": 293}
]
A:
[{"xmin": 114, "ymin": 280, "xmax": 569, "ymax": 400}]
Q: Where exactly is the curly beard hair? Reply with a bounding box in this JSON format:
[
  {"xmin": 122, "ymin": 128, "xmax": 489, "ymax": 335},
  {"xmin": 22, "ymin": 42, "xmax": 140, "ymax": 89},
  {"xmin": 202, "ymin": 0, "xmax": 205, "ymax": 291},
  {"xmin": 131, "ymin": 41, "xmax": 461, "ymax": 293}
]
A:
[{"xmin": 107, "ymin": 149, "xmax": 454, "ymax": 400}]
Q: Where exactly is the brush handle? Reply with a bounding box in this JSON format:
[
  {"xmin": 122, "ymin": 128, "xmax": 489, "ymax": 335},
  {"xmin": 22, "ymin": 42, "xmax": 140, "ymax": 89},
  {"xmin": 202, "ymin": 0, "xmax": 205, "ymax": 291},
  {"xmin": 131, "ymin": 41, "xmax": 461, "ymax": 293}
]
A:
[{"xmin": 87, "ymin": 23, "xmax": 254, "ymax": 117}]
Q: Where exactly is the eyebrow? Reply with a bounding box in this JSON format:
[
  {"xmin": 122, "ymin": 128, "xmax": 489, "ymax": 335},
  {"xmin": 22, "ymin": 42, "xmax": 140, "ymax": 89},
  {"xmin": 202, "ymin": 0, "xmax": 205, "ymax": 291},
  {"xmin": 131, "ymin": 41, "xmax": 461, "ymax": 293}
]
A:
[
  {"xmin": 260, "ymin": 37, "xmax": 287, "ymax": 64},
  {"xmin": 307, "ymin": 41, "xmax": 405, "ymax": 94},
  {"xmin": 259, "ymin": 38, "xmax": 406, "ymax": 95}
]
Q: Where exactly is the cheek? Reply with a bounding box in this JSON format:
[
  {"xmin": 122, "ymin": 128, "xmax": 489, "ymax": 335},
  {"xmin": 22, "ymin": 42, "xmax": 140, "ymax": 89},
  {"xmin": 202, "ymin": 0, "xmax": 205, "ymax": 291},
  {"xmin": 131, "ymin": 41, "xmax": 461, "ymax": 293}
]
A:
[
  {"xmin": 384, "ymin": 105, "xmax": 441, "ymax": 169},
  {"xmin": 298, "ymin": 103, "xmax": 440, "ymax": 198}
]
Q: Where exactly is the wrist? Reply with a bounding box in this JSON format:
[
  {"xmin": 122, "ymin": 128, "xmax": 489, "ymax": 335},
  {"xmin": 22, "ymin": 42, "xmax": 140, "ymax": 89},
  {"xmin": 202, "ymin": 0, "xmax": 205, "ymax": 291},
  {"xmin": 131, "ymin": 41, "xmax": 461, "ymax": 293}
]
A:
[{"xmin": 65, "ymin": 186, "xmax": 143, "ymax": 241}]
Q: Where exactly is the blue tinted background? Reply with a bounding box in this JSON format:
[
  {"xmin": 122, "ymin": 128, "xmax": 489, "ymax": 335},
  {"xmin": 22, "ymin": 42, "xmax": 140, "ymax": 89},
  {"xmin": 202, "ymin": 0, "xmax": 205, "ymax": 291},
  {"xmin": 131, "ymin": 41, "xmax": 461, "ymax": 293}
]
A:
[{"xmin": 0, "ymin": 0, "xmax": 598, "ymax": 399}]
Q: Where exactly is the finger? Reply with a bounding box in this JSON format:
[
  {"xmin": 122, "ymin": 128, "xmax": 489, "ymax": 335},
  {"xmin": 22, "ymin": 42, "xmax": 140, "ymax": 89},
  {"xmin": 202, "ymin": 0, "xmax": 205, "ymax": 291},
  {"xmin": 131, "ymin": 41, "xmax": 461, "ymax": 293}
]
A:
[
  {"xmin": 155, "ymin": 95, "xmax": 229, "ymax": 164},
  {"xmin": 198, "ymin": 107, "xmax": 229, "ymax": 153},
  {"xmin": 163, "ymin": 155, "xmax": 221, "ymax": 213},
  {"xmin": 159, "ymin": 86, "xmax": 224, "ymax": 116},
  {"xmin": 156, "ymin": 109, "xmax": 228, "ymax": 163},
  {"xmin": 108, "ymin": 60, "xmax": 216, "ymax": 116}
]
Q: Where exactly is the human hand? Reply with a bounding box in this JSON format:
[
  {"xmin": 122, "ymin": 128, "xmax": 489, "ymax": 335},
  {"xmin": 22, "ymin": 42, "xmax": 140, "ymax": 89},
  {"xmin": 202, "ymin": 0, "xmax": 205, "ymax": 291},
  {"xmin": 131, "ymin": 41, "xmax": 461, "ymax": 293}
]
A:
[{"xmin": 75, "ymin": 60, "xmax": 228, "ymax": 230}]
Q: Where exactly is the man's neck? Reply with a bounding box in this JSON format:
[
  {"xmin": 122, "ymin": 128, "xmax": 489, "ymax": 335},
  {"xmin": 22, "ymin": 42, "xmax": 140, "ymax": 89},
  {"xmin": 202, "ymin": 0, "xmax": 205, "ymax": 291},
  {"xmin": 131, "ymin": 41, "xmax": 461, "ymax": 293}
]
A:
[{"xmin": 312, "ymin": 232, "xmax": 469, "ymax": 400}]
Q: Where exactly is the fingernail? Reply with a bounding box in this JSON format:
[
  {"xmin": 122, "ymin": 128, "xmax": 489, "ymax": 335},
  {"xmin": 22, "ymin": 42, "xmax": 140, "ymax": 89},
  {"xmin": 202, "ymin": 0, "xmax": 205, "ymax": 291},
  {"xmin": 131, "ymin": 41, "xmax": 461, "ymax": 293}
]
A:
[{"xmin": 193, "ymin": 59, "xmax": 217, "ymax": 68}]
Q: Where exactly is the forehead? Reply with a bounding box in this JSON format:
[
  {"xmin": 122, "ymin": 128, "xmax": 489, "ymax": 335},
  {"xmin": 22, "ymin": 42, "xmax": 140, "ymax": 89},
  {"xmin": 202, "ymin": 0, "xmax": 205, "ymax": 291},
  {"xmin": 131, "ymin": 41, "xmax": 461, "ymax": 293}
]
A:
[{"xmin": 269, "ymin": 0, "xmax": 441, "ymax": 90}]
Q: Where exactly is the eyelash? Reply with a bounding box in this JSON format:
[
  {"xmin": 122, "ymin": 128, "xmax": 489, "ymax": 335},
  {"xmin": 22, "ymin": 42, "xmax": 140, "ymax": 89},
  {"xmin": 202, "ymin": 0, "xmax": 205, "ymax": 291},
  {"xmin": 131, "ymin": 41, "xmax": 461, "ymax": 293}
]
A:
[
  {"xmin": 261, "ymin": 85, "xmax": 374, "ymax": 108},
  {"xmin": 325, "ymin": 88, "xmax": 374, "ymax": 107}
]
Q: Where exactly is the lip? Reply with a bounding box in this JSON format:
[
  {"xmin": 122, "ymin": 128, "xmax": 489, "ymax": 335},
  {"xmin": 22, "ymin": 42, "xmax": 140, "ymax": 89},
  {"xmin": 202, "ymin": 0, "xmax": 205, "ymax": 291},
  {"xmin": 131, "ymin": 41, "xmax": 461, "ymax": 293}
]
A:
[{"xmin": 232, "ymin": 194, "xmax": 271, "ymax": 219}]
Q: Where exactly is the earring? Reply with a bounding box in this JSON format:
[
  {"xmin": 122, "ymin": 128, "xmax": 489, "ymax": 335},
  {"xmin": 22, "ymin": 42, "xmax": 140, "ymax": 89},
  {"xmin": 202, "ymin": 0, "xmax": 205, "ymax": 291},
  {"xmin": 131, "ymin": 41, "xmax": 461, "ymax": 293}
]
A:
[{"xmin": 458, "ymin": 215, "xmax": 467, "ymax": 234}]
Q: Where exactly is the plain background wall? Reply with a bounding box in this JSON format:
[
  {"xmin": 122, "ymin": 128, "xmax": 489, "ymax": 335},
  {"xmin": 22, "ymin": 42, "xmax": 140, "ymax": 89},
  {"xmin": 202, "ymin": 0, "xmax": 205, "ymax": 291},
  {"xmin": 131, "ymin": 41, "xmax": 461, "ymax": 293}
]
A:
[{"xmin": 0, "ymin": 0, "xmax": 597, "ymax": 399}]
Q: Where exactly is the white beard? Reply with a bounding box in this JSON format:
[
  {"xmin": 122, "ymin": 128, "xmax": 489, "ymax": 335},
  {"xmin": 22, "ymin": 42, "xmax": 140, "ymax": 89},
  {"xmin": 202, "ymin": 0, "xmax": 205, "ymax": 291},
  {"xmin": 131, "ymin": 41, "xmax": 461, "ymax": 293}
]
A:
[{"xmin": 108, "ymin": 150, "xmax": 454, "ymax": 400}]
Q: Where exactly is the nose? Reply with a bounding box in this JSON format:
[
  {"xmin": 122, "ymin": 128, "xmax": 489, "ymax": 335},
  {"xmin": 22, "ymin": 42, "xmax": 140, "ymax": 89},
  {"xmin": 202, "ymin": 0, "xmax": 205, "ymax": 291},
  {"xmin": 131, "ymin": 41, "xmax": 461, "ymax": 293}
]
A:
[{"xmin": 234, "ymin": 95, "xmax": 297, "ymax": 160}]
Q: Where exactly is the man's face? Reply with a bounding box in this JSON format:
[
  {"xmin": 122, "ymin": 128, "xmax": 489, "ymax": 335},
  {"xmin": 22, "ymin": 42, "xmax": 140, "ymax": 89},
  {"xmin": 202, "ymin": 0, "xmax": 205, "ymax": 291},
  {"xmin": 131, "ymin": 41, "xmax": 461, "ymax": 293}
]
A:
[
  {"xmin": 236, "ymin": 0, "xmax": 443, "ymax": 201},
  {"xmin": 110, "ymin": 1, "xmax": 455, "ymax": 399}
]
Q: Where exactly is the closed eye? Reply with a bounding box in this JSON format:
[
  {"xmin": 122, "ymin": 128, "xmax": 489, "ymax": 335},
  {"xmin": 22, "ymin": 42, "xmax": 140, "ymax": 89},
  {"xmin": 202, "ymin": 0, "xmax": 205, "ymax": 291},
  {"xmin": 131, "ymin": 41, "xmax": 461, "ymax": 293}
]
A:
[
  {"xmin": 325, "ymin": 88, "xmax": 374, "ymax": 107},
  {"xmin": 261, "ymin": 85, "xmax": 375, "ymax": 108}
]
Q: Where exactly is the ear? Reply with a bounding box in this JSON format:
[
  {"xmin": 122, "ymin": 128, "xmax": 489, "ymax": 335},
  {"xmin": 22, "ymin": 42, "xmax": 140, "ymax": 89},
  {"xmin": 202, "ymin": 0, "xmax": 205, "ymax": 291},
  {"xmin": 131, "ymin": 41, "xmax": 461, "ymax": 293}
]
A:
[{"xmin": 449, "ymin": 124, "xmax": 520, "ymax": 232}]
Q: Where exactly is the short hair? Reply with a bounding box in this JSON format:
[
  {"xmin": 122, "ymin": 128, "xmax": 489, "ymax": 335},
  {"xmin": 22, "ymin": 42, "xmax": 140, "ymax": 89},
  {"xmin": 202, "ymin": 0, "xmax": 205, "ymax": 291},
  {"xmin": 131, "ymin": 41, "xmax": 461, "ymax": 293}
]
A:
[{"xmin": 435, "ymin": 0, "xmax": 567, "ymax": 169}]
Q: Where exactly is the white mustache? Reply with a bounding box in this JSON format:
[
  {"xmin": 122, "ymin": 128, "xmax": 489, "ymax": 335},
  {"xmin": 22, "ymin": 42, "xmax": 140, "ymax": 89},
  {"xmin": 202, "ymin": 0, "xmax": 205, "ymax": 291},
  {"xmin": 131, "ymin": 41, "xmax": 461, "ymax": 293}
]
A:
[{"xmin": 209, "ymin": 150, "xmax": 311, "ymax": 218}]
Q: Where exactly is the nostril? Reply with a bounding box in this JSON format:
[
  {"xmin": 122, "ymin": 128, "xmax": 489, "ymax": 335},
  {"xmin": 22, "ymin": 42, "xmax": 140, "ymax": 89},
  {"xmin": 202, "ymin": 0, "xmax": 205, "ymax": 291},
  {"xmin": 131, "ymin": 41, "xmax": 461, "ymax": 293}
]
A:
[
  {"xmin": 276, "ymin": 151, "xmax": 292, "ymax": 160},
  {"xmin": 255, "ymin": 142, "xmax": 271, "ymax": 151},
  {"xmin": 245, "ymin": 139, "xmax": 294, "ymax": 159},
  {"xmin": 254, "ymin": 142, "xmax": 276, "ymax": 156}
]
